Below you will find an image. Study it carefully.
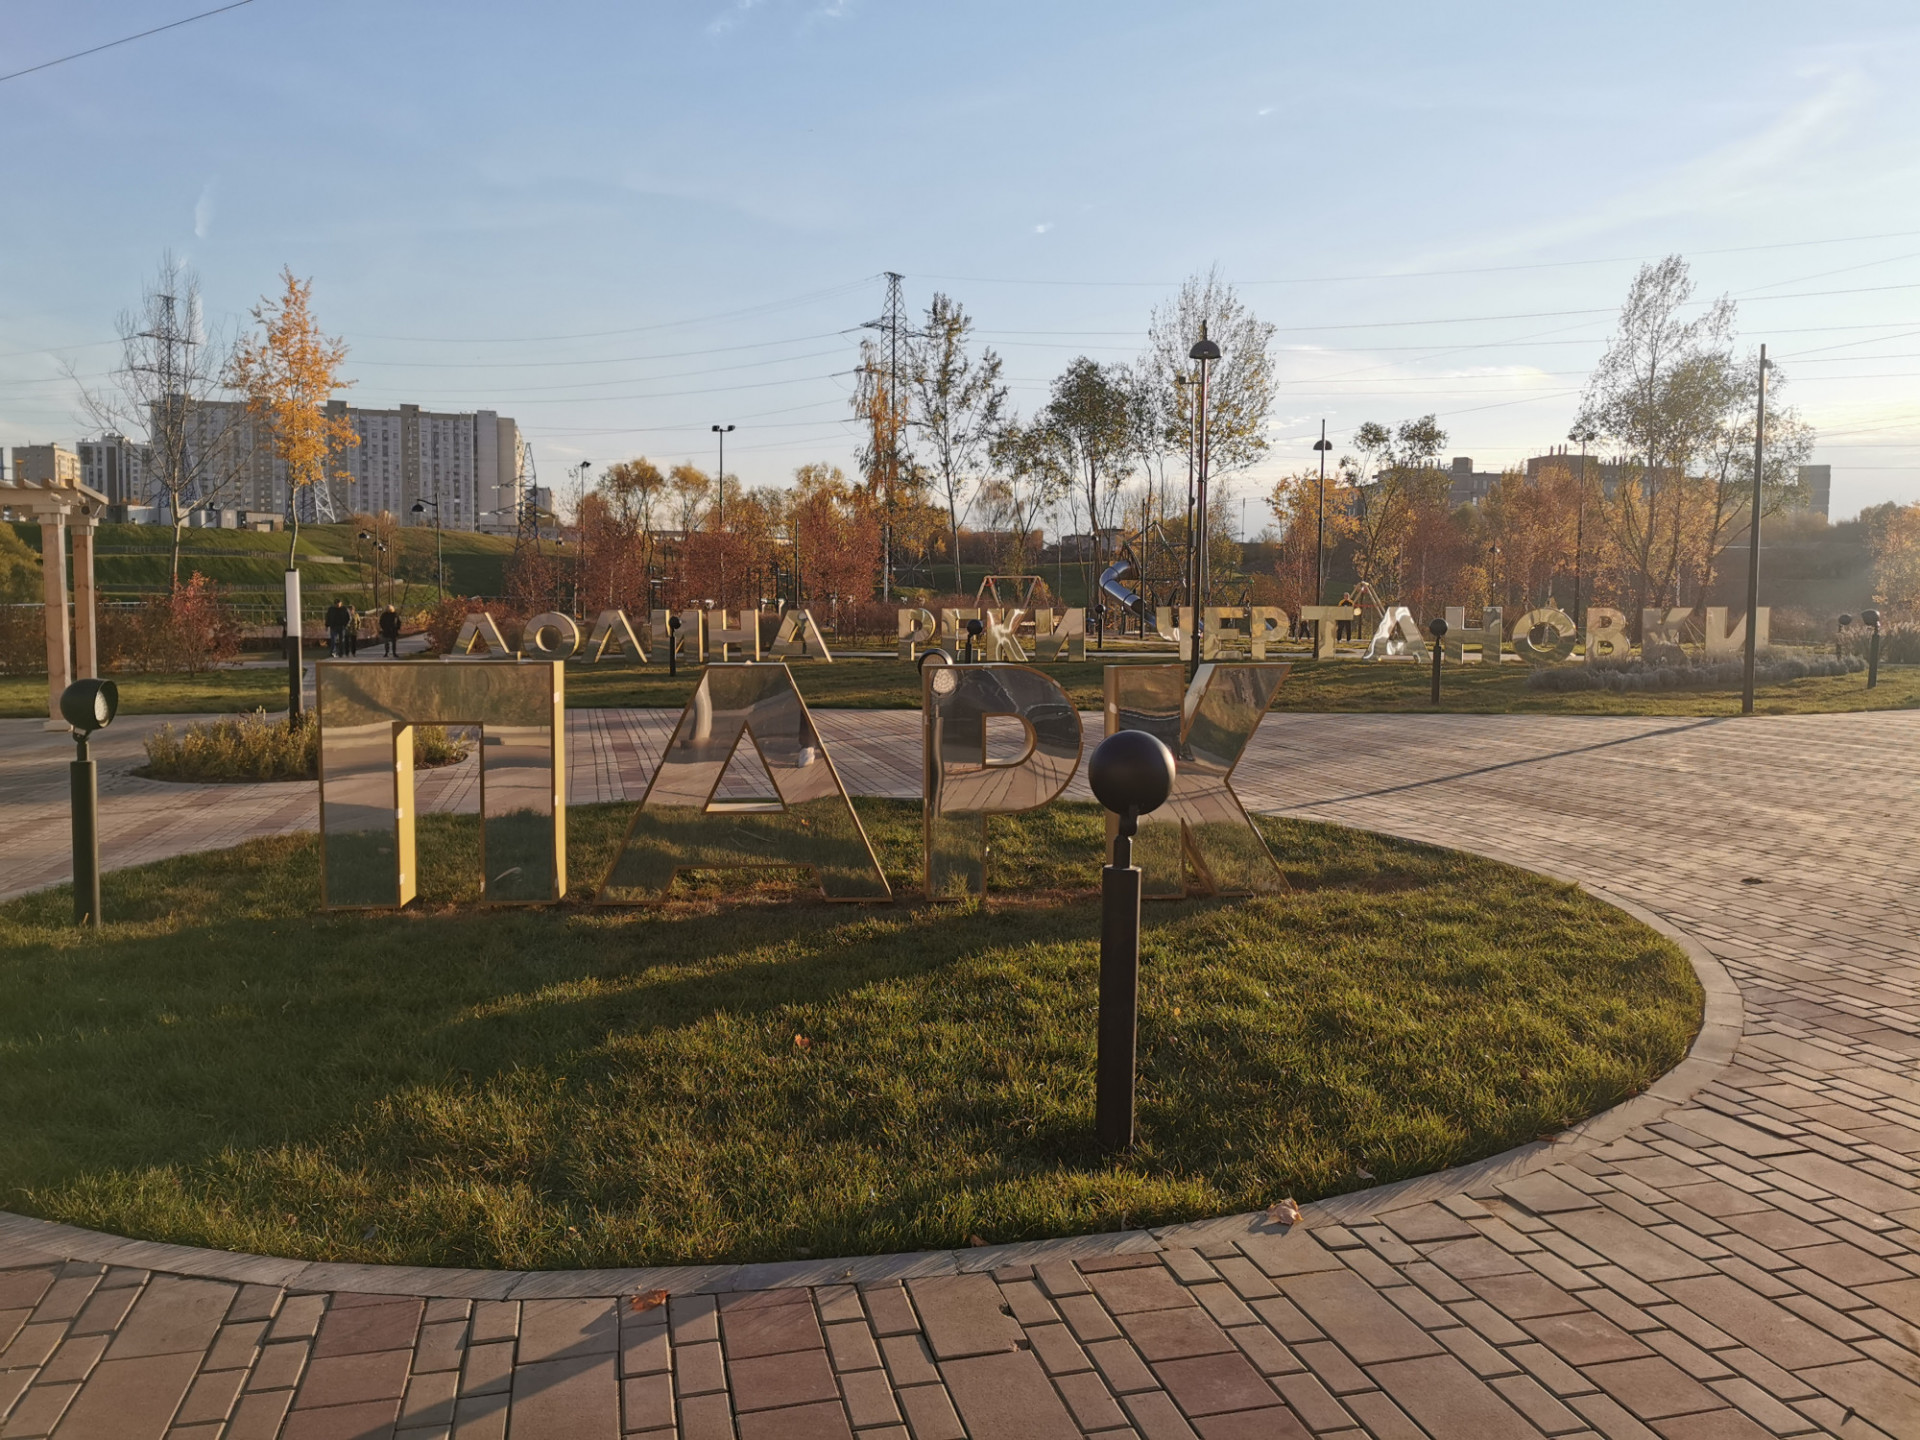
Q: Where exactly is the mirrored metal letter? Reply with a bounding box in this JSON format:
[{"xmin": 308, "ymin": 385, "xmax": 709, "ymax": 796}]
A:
[
  {"xmin": 1297, "ymin": 605, "xmax": 1358, "ymax": 660},
  {"xmin": 897, "ymin": 606, "xmax": 937, "ymax": 661},
  {"xmin": 1443, "ymin": 606, "xmax": 1504, "ymax": 663},
  {"xmin": 452, "ymin": 611, "xmax": 512, "ymax": 658},
  {"xmin": 585, "ymin": 608, "xmax": 648, "ymax": 662},
  {"xmin": 652, "ymin": 608, "xmax": 706, "ymax": 666},
  {"xmin": 1584, "ymin": 606, "xmax": 1631, "ymax": 662},
  {"xmin": 1511, "ymin": 607, "xmax": 1576, "ymax": 665},
  {"xmin": 1363, "ymin": 606, "xmax": 1429, "ymax": 662},
  {"xmin": 318, "ymin": 659, "xmax": 566, "ymax": 909},
  {"xmin": 923, "ymin": 663, "xmax": 1083, "ymax": 898},
  {"xmin": 1105, "ymin": 663, "xmax": 1288, "ymax": 898},
  {"xmin": 1703, "ymin": 605, "xmax": 1769, "ymax": 656},
  {"xmin": 523, "ymin": 612, "xmax": 582, "ymax": 660},
  {"xmin": 1203, "ymin": 606, "xmax": 1248, "ymax": 658},
  {"xmin": 706, "ymin": 609, "xmax": 760, "ymax": 662},
  {"xmin": 1248, "ymin": 606, "xmax": 1288, "ymax": 660},
  {"xmin": 768, "ymin": 608, "xmax": 833, "ymax": 661},
  {"xmin": 597, "ymin": 663, "xmax": 888, "ymax": 902},
  {"xmin": 1641, "ymin": 606, "xmax": 1691, "ymax": 665},
  {"xmin": 1155, "ymin": 605, "xmax": 1196, "ymax": 661},
  {"xmin": 1028, "ymin": 607, "xmax": 1086, "ymax": 662}
]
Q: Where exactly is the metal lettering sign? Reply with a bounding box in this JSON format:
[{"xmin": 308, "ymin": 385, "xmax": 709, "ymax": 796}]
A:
[
  {"xmin": 923, "ymin": 663, "xmax": 1083, "ymax": 898},
  {"xmin": 585, "ymin": 609, "xmax": 649, "ymax": 662},
  {"xmin": 767, "ymin": 608, "xmax": 832, "ymax": 661},
  {"xmin": 1105, "ymin": 663, "xmax": 1288, "ymax": 898},
  {"xmin": 317, "ymin": 660, "xmax": 565, "ymax": 908},
  {"xmin": 597, "ymin": 663, "xmax": 888, "ymax": 903}
]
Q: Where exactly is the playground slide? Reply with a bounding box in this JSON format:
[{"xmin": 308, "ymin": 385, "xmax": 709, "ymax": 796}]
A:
[{"xmin": 1098, "ymin": 548, "xmax": 1153, "ymax": 620}]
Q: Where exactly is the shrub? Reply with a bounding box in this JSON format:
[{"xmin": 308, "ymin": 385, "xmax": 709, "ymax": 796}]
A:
[
  {"xmin": 1842, "ymin": 620, "xmax": 1920, "ymax": 665},
  {"xmin": 121, "ymin": 575, "xmax": 243, "ymax": 675},
  {"xmin": 1526, "ymin": 651, "xmax": 1863, "ymax": 694},
  {"xmin": 141, "ymin": 710, "xmax": 471, "ymax": 783},
  {"xmin": 423, "ymin": 596, "xmax": 525, "ymax": 655},
  {"xmin": 0, "ymin": 605, "xmax": 43, "ymax": 675}
]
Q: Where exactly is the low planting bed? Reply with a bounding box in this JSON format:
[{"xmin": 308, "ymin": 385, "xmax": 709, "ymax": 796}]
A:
[{"xmin": 0, "ymin": 802, "xmax": 1699, "ymax": 1270}]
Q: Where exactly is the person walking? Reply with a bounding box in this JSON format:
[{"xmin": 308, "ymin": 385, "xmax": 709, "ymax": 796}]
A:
[
  {"xmin": 379, "ymin": 604, "xmax": 402, "ymax": 658},
  {"xmin": 343, "ymin": 603, "xmax": 360, "ymax": 656},
  {"xmin": 324, "ymin": 599, "xmax": 347, "ymax": 657}
]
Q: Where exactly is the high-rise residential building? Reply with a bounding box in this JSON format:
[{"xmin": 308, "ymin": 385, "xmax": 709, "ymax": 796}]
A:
[
  {"xmin": 1796, "ymin": 464, "xmax": 1831, "ymax": 518},
  {"xmin": 6, "ymin": 443, "xmax": 81, "ymax": 488},
  {"xmin": 153, "ymin": 399, "xmax": 523, "ymax": 531},
  {"xmin": 77, "ymin": 435, "xmax": 149, "ymax": 506}
]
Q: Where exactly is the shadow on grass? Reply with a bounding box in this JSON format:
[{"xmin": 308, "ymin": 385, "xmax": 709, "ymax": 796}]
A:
[{"xmin": 0, "ymin": 801, "xmax": 1702, "ymax": 1270}]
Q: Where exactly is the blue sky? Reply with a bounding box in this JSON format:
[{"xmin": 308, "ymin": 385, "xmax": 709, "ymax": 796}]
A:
[{"xmin": 4, "ymin": 0, "xmax": 1919, "ymax": 521}]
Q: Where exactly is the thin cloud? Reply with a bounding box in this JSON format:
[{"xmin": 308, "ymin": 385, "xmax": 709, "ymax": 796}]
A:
[
  {"xmin": 1034, "ymin": 222, "xmax": 1053, "ymax": 234},
  {"xmin": 193, "ymin": 179, "xmax": 216, "ymax": 239}
]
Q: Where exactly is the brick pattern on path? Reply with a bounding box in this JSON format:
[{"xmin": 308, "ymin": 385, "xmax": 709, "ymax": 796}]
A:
[{"xmin": 3, "ymin": 708, "xmax": 1919, "ymax": 1437}]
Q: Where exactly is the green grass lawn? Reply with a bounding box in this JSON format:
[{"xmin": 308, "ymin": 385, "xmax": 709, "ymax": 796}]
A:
[
  {"xmin": 0, "ymin": 802, "xmax": 1698, "ymax": 1270},
  {"xmin": 10, "ymin": 653, "xmax": 1912, "ymax": 719}
]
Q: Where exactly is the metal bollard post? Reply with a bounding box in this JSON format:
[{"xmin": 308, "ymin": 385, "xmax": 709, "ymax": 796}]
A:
[
  {"xmin": 1087, "ymin": 730, "xmax": 1176, "ymax": 1152},
  {"xmin": 1428, "ymin": 617, "xmax": 1448, "ymax": 706},
  {"xmin": 1838, "ymin": 613, "xmax": 1852, "ymax": 661},
  {"xmin": 1865, "ymin": 609, "xmax": 1881, "ymax": 689},
  {"xmin": 964, "ymin": 617, "xmax": 983, "ymax": 665},
  {"xmin": 59, "ymin": 679, "xmax": 118, "ymax": 928},
  {"xmin": 668, "ymin": 615, "xmax": 681, "ymax": 677}
]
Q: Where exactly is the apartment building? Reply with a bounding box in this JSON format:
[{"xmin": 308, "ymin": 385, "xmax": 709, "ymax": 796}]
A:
[
  {"xmin": 77, "ymin": 434, "xmax": 149, "ymax": 506},
  {"xmin": 6, "ymin": 443, "xmax": 81, "ymax": 488}
]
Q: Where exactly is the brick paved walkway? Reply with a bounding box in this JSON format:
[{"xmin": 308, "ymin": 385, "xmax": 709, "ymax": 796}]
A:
[{"xmin": 3, "ymin": 708, "xmax": 1920, "ymax": 1437}]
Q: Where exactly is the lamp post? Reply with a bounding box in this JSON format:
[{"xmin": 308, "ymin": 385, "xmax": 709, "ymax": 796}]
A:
[
  {"xmin": 1838, "ymin": 613, "xmax": 1852, "ymax": 660},
  {"xmin": 569, "ymin": 459, "xmax": 593, "ymax": 615},
  {"xmin": 1864, "ymin": 609, "xmax": 1881, "ymax": 689},
  {"xmin": 712, "ymin": 424, "xmax": 735, "ymax": 608},
  {"xmin": 1428, "ymin": 617, "xmax": 1448, "ymax": 706},
  {"xmin": 1186, "ymin": 327, "xmax": 1220, "ymax": 685},
  {"xmin": 1568, "ymin": 424, "xmax": 1597, "ymax": 632},
  {"xmin": 1086, "ymin": 729, "xmax": 1177, "ymax": 1151},
  {"xmin": 411, "ymin": 498, "xmax": 444, "ymax": 602},
  {"xmin": 61, "ymin": 678, "xmax": 118, "ymax": 928},
  {"xmin": 1740, "ymin": 346, "xmax": 1769, "ymax": 715},
  {"xmin": 1313, "ymin": 422, "xmax": 1332, "ymax": 607}
]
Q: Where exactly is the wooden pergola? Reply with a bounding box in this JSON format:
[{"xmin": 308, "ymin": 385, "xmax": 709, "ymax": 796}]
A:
[{"xmin": 0, "ymin": 474, "xmax": 106, "ymax": 729}]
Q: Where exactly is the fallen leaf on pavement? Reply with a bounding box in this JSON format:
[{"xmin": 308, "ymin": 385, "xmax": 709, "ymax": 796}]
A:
[
  {"xmin": 1266, "ymin": 1197, "xmax": 1302, "ymax": 1227},
  {"xmin": 629, "ymin": 1289, "xmax": 669, "ymax": 1313}
]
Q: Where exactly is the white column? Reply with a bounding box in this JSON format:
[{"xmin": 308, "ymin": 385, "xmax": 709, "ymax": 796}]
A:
[{"xmin": 71, "ymin": 514, "xmax": 98, "ymax": 680}]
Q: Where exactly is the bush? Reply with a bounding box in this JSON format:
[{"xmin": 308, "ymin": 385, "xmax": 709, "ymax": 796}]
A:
[
  {"xmin": 1842, "ymin": 620, "xmax": 1920, "ymax": 665},
  {"xmin": 119, "ymin": 575, "xmax": 243, "ymax": 675},
  {"xmin": 0, "ymin": 606, "xmax": 43, "ymax": 675},
  {"xmin": 423, "ymin": 596, "xmax": 524, "ymax": 655},
  {"xmin": 141, "ymin": 710, "xmax": 470, "ymax": 783},
  {"xmin": 1526, "ymin": 651, "xmax": 1863, "ymax": 694}
]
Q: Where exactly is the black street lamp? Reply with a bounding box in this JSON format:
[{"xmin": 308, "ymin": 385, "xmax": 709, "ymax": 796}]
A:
[
  {"xmin": 712, "ymin": 424, "xmax": 735, "ymax": 608},
  {"xmin": 1838, "ymin": 613, "xmax": 1852, "ymax": 660},
  {"xmin": 411, "ymin": 498, "xmax": 444, "ymax": 602},
  {"xmin": 1186, "ymin": 328, "xmax": 1221, "ymax": 684},
  {"xmin": 1312, "ymin": 423, "xmax": 1332, "ymax": 607},
  {"xmin": 1087, "ymin": 730, "xmax": 1177, "ymax": 1151},
  {"xmin": 1864, "ymin": 609, "xmax": 1882, "ymax": 689},
  {"xmin": 61, "ymin": 678, "xmax": 118, "ymax": 928}
]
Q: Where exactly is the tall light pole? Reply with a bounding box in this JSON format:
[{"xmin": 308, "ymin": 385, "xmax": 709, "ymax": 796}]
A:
[
  {"xmin": 1568, "ymin": 424, "xmax": 1597, "ymax": 630},
  {"xmin": 570, "ymin": 459, "xmax": 592, "ymax": 614},
  {"xmin": 1186, "ymin": 325, "xmax": 1220, "ymax": 685},
  {"xmin": 1312, "ymin": 422, "xmax": 1333, "ymax": 605},
  {"xmin": 712, "ymin": 424, "xmax": 735, "ymax": 608},
  {"xmin": 410, "ymin": 498, "xmax": 444, "ymax": 601},
  {"xmin": 1741, "ymin": 346, "xmax": 1769, "ymax": 715}
]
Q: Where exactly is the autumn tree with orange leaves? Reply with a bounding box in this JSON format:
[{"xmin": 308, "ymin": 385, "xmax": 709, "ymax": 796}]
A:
[{"xmin": 226, "ymin": 268, "xmax": 358, "ymax": 565}]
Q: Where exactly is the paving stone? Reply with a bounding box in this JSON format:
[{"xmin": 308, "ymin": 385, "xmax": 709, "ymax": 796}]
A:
[
  {"xmin": 506, "ymin": 1352, "xmax": 618, "ymax": 1439},
  {"xmin": 1226, "ymin": 1323, "xmax": 1301, "ymax": 1376},
  {"xmin": 995, "ymin": 1277, "xmax": 1057, "ymax": 1327},
  {"xmin": 894, "ymin": 1381, "xmax": 964, "ymax": 1440},
  {"xmin": 1463, "ymin": 1269, "xmax": 1590, "ymax": 1319},
  {"xmin": 1656, "ymin": 1274, "xmax": 1859, "ymax": 1368},
  {"xmin": 398, "ymin": 1370, "xmax": 457, "ymax": 1430},
  {"xmin": 0, "ymin": 1381, "xmax": 79, "ymax": 1438},
  {"xmin": 1646, "ymin": 1409, "xmax": 1776, "ymax": 1440},
  {"xmin": 619, "ymin": 1319, "xmax": 669, "ymax": 1378},
  {"xmin": 1238, "ymin": 1232, "xmax": 1345, "ymax": 1278},
  {"xmin": 733, "ymin": 1398, "xmax": 852, "ymax": 1440},
  {"xmin": 466, "ymin": 1303, "xmax": 517, "ymax": 1346},
  {"xmin": 1054, "ymin": 1368, "xmax": 1129, "ymax": 1430},
  {"xmin": 1207, "ymin": 1257, "xmax": 1279, "ymax": 1300},
  {"xmin": 457, "ymin": 1341, "xmax": 513, "ymax": 1398},
  {"xmin": 279, "ymin": 1397, "xmax": 404, "ymax": 1439},
  {"xmin": 1553, "ymin": 1211, "xmax": 1715, "ymax": 1283},
  {"xmin": 1277, "ymin": 1269, "xmax": 1441, "ymax": 1363},
  {"xmin": 838, "ymin": 1366, "xmax": 899, "ymax": 1428},
  {"xmin": 622, "ymin": 1370, "xmax": 674, "ymax": 1431},
  {"xmin": 1032, "ymin": 1261, "xmax": 1090, "ymax": 1299},
  {"xmin": 1491, "ymin": 1372, "xmax": 1586, "ymax": 1435},
  {"xmin": 206, "ymin": 1319, "xmax": 269, "ymax": 1373},
  {"xmin": 269, "ymin": 1295, "xmax": 328, "ymax": 1344},
  {"xmin": 1086, "ymin": 1265, "xmax": 1197, "ymax": 1316},
  {"xmin": 294, "ymin": 1348, "xmax": 412, "ymax": 1410},
  {"xmin": 1500, "ymin": 1173, "xmax": 1606, "ymax": 1216},
  {"xmin": 1428, "ymin": 1237, "xmax": 1533, "ymax": 1280},
  {"xmin": 225, "ymin": 1388, "xmax": 295, "ymax": 1440},
  {"xmin": 939, "ymin": 1350, "xmax": 1080, "ymax": 1439},
  {"xmin": 1116, "ymin": 1307, "xmax": 1233, "ymax": 1362},
  {"xmin": 176, "ymin": 1367, "xmax": 247, "ymax": 1425},
  {"xmin": 247, "ymin": 1340, "xmax": 312, "ymax": 1394},
  {"xmin": 100, "ymin": 1277, "xmax": 234, "ymax": 1360},
  {"xmin": 1293, "ymin": 1340, "xmax": 1371, "ymax": 1395},
  {"xmin": 877, "ymin": 1333, "xmax": 937, "ymax": 1388},
  {"xmin": 1569, "ymin": 1390, "xmax": 1664, "ymax": 1440},
  {"xmin": 1799, "ymin": 1358, "xmax": 1920, "ymax": 1439},
  {"xmin": 1379, "ymin": 1203, "xmax": 1480, "ymax": 1244},
  {"xmin": 668, "ymin": 1294, "xmax": 718, "ymax": 1347},
  {"xmin": 37, "ymin": 1333, "xmax": 106, "ymax": 1384},
  {"xmin": 517, "ymin": 1298, "xmax": 617, "ymax": 1364},
  {"xmin": 1520, "ymin": 1309, "xmax": 1655, "ymax": 1365},
  {"xmin": 1642, "ymin": 1328, "xmax": 1735, "ymax": 1381},
  {"xmin": 860, "ymin": 1285, "xmax": 919, "ymax": 1337},
  {"xmin": 1024, "ymin": 1320, "xmax": 1091, "ymax": 1375},
  {"xmin": 1151, "ymin": 1350, "xmax": 1278, "ymax": 1417},
  {"xmin": 1369, "ymin": 1354, "xmax": 1538, "ymax": 1440},
  {"xmin": 1586, "ymin": 1357, "xmax": 1727, "ymax": 1421},
  {"xmin": 312, "ymin": 1297, "xmax": 423, "ymax": 1359},
  {"xmin": 0, "ymin": 1268, "xmax": 55, "ymax": 1312},
  {"xmin": 728, "ymin": 1347, "xmax": 837, "ymax": 1412},
  {"xmin": 1058, "ymin": 1292, "xmax": 1123, "ymax": 1342},
  {"xmin": 49, "ymin": 1352, "xmax": 199, "ymax": 1439},
  {"xmin": 902, "ymin": 1275, "xmax": 1018, "ymax": 1360}
]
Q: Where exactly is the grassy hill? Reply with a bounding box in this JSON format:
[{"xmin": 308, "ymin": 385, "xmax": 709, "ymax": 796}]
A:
[{"xmin": 6, "ymin": 521, "xmax": 516, "ymax": 606}]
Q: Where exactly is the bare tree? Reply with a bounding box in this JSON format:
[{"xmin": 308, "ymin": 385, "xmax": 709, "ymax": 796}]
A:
[
  {"xmin": 74, "ymin": 252, "xmax": 247, "ymax": 587},
  {"xmin": 1697, "ymin": 353, "xmax": 1814, "ymax": 599},
  {"xmin": 906, "ymin": 294, "xmax": 1007, "ymax": 592},
  {"xmin": 1138, "ymin": 267, "xmax": 1278, "ymax": 488},
  {"xmin": 984, "ymin": 419, "xmax": 1072, "ymax": 573}
]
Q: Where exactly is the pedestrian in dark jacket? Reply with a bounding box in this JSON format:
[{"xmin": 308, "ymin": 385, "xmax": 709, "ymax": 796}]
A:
[
  {"xmin": 379, "ymin": 605, "xmax": 402, "ymax": 658},
  {"xmin": 324, "ymin": 600, "xmax": 348, "ymax": 657}
]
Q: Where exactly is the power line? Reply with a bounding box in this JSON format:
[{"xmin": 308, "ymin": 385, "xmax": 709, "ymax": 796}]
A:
[{"xmin": 0, "ymin": 1, "xmax": 257, "ymax": 86}]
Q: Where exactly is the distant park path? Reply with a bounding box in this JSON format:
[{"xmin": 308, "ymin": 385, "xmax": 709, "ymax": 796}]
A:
[{"xmin": 1, "ymin": 707, "xmax": 1918, "ymax": 1438}]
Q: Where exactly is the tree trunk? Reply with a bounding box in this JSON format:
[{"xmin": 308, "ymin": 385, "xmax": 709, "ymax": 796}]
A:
[{"xmin": 171, "ymin": 518, "xmax": 185, "ymax": 591}]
